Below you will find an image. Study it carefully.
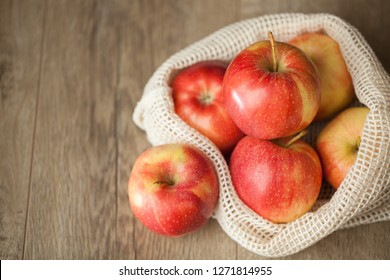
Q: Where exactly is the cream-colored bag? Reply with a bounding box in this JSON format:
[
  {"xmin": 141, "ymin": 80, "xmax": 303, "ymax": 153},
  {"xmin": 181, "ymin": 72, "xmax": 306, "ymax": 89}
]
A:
[{"xmin": 133, "ymin": 13, "xmax": 390, "ymax": 257}]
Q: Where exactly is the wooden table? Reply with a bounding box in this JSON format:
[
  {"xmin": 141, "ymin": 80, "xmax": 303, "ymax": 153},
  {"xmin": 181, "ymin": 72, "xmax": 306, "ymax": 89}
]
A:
[{"xmin": 1, "ymin": 0, "xmax": 389, "ymax": 260}]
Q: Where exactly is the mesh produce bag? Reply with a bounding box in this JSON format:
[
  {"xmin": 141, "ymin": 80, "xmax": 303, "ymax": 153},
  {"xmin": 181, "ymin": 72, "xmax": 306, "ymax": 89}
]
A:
[{"xmin": 132, "ymin": 13, "xmax": 390, "ymax": 257}]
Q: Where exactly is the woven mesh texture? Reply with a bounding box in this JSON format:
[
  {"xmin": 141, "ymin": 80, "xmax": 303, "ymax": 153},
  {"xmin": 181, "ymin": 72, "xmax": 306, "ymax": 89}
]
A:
[{"xmin": 133, "ymin": 13, "xmax": 390, "ymax": 257}]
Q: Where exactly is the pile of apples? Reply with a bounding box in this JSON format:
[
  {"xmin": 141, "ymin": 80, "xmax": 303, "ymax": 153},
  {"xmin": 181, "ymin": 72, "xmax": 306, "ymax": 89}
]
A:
[{"xmin": 128, "ymin": 31, "xmax": 369, "ymax": 236}]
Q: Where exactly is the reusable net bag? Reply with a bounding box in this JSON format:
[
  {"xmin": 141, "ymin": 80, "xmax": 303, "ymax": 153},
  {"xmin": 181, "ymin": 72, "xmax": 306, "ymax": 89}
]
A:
[{"xmin": 133, "ymin": 13, "xmax": 390, "ymax": 257}]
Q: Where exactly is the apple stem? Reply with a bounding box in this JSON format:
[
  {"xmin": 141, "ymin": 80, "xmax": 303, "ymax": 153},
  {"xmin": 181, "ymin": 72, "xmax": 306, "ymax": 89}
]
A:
[
  {"xmin": 268, "ymin": 31, "xmax": 277, "ymax": 72},
  {"xmin": 154, "ymin": 180, "xmax": 174, "ymax": 186},
  {"xmin": 286, "ymin": 130, "xmax": 308, "ymax": 148},
  {"xmin": 356, "ymin": 136, "xmax": 361, "ymax": 151}
]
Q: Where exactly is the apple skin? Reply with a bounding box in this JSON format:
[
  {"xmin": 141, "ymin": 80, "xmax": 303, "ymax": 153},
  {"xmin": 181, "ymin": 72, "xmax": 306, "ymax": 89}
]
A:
[
  {"xmin": 229, "ymin": 135, "xmax": 322, "ymax": 223},
  {"xmin": 223, "ymin": 39, "xmax": 321, "ymax": 140},
  {"xmin": 128, "ymin": 143, "xmax": 219, "ymax": 236},
  {"xmin": 316, "ymin": 107, "xmax": 369, "ymax": 189},
  {"xmin": 288, "ymin": 32, "xmax": 355, "ymax": 121},
  {"xmin": 172, "ymin": 61, "xmax": 244, "ymax": 155}
]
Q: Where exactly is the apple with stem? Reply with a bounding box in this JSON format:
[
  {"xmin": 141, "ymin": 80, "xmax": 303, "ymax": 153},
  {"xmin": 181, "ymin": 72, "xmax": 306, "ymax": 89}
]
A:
[
  {"xmin": 229, "ymin": 131, "xmax": 322, "ymax": 223},
  {"xmin": 288, "ymin": 32, "xmax": 355, "ymax": 121},
  {"xmin": 172, "ymin": 61, "xmax": 244, "ymax": 155},
  {"xmin": 128, "ymin": 143, "xmax": 219, "ymax": 236},
  {"xmin": 223, "ymin": 32, "xmax": 321, "ymax": 140},
  {"xmin": 316, "ymin": 107, "xmax": 369, "ymax": 189}
]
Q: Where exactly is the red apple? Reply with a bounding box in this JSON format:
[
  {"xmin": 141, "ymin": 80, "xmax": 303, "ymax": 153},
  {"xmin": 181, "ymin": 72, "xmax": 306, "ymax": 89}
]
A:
[
  {"xmin": 288, "ymin": 32, "xmax": 355, "ymax": 121},
  {"xmin": 128, "ymin": 143, "xmax": 219, "ymax": 236},
  {"xmin": 223, "ymin": 32, "xmax": 321, "ymax": 140},
  {"xmin": 229, "ymin": 132, "xmax": 322, "ymax": 223},
  {"xmin": 172, "ymin": 61, "xmax": 244, "ymax": 155},
  {"xmin": 316, "ymin": 107, "xmax": 369, "ymax": 189}
]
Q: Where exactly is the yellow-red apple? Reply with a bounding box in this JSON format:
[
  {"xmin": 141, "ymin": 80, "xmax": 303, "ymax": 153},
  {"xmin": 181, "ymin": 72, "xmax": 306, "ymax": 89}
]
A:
[
  {"xmin": 172, "ymin": 61, "xmax": 244, "ymax": 155},
  {"xmin": 288, "ymin": 32, "xmax": 355, "ymax": 121},
  {"xmin": 229, "ymin": 133, "xmax": 322, "ymax": 223},
  {"xmin": 128, "ymin": 143, "xmax": 219, "ymax": 236},
  {"xmin": 223, "ymin": 32, "xmax": 321, "ymax": 140},
  {"xmin": 316, "ymin": 107, "xmax": 369, "ymax": 189}
]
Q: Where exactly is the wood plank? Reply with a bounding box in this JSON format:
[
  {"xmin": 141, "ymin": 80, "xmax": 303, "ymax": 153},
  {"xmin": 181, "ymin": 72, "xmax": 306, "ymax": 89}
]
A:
[
  {"xmin": 237, "ymin": 0, "xmax": 390, "ymax": 259},
  {"xmin": 117, "ymin": 0, "xmax": 239, "ymax": 259},
  {"xmin": 0, "ymin": 0, "xmax": 44, "ymax": 259},
  {"xmin": 115, "ymin": 0, "xmax": 149, "ymax": 260},
  {"xmin": 24, "ymin": 0, "xmax": 120, "ymax": 259}
]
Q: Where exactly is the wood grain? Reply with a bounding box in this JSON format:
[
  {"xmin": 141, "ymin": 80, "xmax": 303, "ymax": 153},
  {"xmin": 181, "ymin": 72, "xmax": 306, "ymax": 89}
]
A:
[
  {"xmin": 115, "ymin": 0, "xmax": 150, "ymax": 260},
  {"xmin": 0, "ymin": 0, "xmax": 389, "ymax": 260},
  {"xmin": 24, "ymin": 0, "xmax": 119, "ymax": 259},
  {"xmin": 0, "ymin": 0, "xmax": 44, "ymax": 259}
]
